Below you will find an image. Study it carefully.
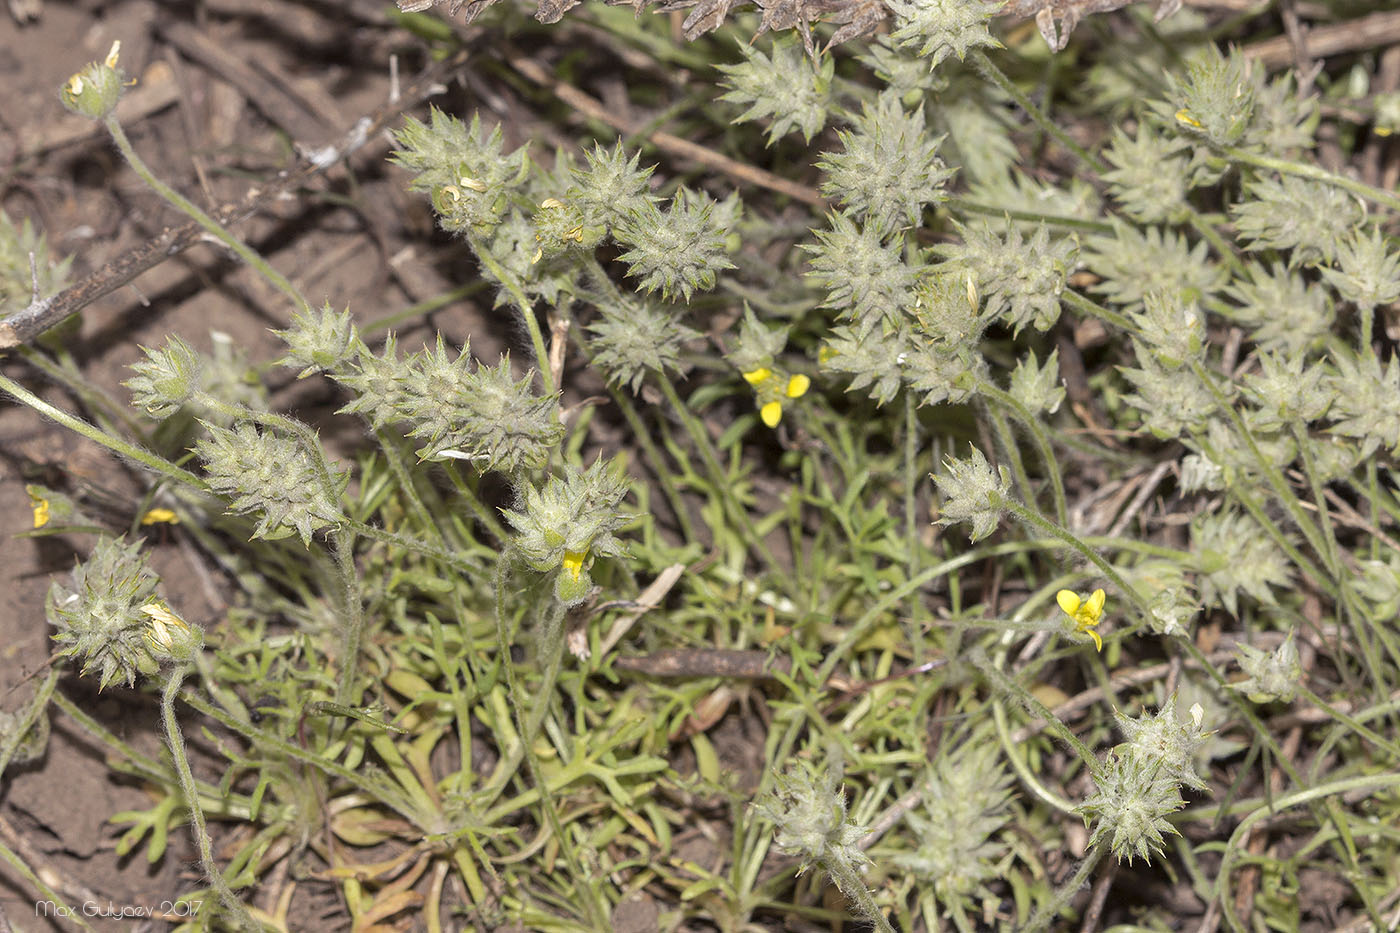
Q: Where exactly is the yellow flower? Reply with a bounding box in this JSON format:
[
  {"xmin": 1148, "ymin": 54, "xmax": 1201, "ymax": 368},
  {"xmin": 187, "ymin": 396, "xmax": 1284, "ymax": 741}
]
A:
[
  {"xmin": 742, "ymin": 366, "xmax": 772, "ymax": 386},
  {"xmin": 1057, "ymin": 588, "xmax": 1106, "ymax": 652},
  {"xmin": 1174, "ymin": 109, "xmax": 1203, "ymax": 129},
  {"xmin": 743, "ymin": 368, "xmax": 810, "ymax": 428},
  {"xmin": 30, "ymin": 492, "xmax": 50, "ymax": 529},
  {"xmin": 140, "ymin": 508, "xmax": 179, "ymax": 526},
  {"xmin": 561, "ymin": 549, "xmax": 587, "ymax": 581}
]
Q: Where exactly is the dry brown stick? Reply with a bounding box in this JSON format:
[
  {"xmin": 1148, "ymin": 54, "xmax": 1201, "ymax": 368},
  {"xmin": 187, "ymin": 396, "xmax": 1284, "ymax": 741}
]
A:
[
  {"xmin": 0, "ymin": 49, "xmax": 470, "ymax": 351},
  {"xmin": 504, "ymin": 51, "xmax": 827, "ymax": 207},
  {"xmin": 1080, "ymin": 859, "xmax": 1118, "ymax": 933},
  {"xmin": 1244, "ymin": 9, "xmax": 1400, "ymax": 69},
  {"xmin": 157, "ymin": 19, "xmax": 344, "ymax": 143}
]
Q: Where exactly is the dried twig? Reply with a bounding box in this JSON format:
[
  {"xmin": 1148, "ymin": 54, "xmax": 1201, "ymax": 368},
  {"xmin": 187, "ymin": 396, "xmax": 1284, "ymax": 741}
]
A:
[
  {"xmin": 504, "ymin": 50, "xmax": 827, "ymax": 207},
  {"xmin": 0, "ymin": 50, "xmax": 469, "ymax": 350},
  {"xmin": 1244, "ymin": 9, "xmax": 1400, "ymax": 69}
]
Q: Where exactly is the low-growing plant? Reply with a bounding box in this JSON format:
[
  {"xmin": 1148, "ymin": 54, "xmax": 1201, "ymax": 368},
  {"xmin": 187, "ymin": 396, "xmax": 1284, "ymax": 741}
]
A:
[{"xmin": 3, "ymin": 1, "xmax": 1400, "ymax": 930}]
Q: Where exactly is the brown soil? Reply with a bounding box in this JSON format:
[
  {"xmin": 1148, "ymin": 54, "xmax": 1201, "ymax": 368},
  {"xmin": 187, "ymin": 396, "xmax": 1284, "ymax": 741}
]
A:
[{"xmin": 0, "ymin": 2, "xmax": 516, "ymax": 927}]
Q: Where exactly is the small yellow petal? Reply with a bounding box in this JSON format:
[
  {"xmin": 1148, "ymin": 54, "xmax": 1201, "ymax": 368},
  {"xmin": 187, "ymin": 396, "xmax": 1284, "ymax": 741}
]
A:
[
  {"xmin": 743, "ymin": 367, "xmax": 772, "ymax": 387},
  {"xmin": 760, "ymin": 401, "xmax": 783, "ymax": 428},
  {"xmin": 31, "ymin": 497, "xmax": 50, "ymax": 529},
  {"xmin": 785, "ymin": 373, "xmax": 811, "ymax": 399},
  {"xmin": 1085, "ymin": 588, "xmax": 1106, "ymax": 620},
  {"xmin": 1088, "ymin": 629, "xmax": 1102, "ymax": 652},
  {"xmin": 1174, "ymin": 108, "xmax": 1203, "ymax": 128},
  {"xmin": 539, "ymin": 196, "xmax": 564, "ymax": 208},
  {"xmin": 141, "ymin": 508, "xmax": 179, "ymax": 526},
  {"xmin": 67, "ymin": 74, "xmax": 84, "ymax": 96},
  {"xmin": 562, "ymin": 549, "xmax": 587, "ymax": 581},
  {"xmin": 1056, "ymin": 589, "xmax": 1081, "ymax": 616},
  {"xmin": 530, "ymin": 247, "xmax": 543, "ymax": 264},
  {"xmin": 104, "ymin": 40, "xmax": 122, "ymax": 68}
]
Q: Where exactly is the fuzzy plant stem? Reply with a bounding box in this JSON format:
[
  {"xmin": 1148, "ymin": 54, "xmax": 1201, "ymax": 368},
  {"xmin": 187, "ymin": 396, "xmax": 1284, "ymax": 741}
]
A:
[
  {"xmin": 1000, "ymin": 499, "xmax": 1155, "ymax": 626},
  {"xmin": 974, "ymin": 646, "xmax": 1099, "ymax": 771},
  {"xmin": 491, "ymin": 558, "xmax": 609, "ymax": 930},
  {"xmin": 564, "ymin": 313, "xmax": 700, "ymax": 543},
  {"xmin": 654, "ymin": 375, "xmax": 779, "ymax": 569},
  {"xmin": 372, "ymin": 427, "xmax": 444, "ymax": 540},
  {"xmin": 978, "ymin": 381, "xmax": 1068, "ymax": 526},
  {"xmin": 160, "ymin": 666, "xmax": 254, "ymax": 926},
  {"xmin": 608, "ymin": 382, "xmax": 699, "ymax": 542},
  {"xmin": 991, "ymin": 694, "xmax": 1078, "ymax": 816},
  {"xmin": 1061, "ymin": 289, "xmax": 1138, "ymax": 335},
  {"xmin": 441, "ymin": 461, "xmax": 509, "ymax": 542},
  {"xmin": 1223, "ymin": 146, "xmax": 1400, "ymax": 214},
  {"xmin": 1187, "ymin": 213, "xmax": 1245, "ymax": 276},
  {"xmin": 330, "ymin": 527, "xmax": 366, "ymax": 705},
  {"xmin": 1357, "ymin": 300, "xmax": 1377, "ymax": 354},
  {"xmin": 1297, "ymin": 685, "xmax": 1400, "ymax": 764},
  {"xmin": 103, "ymin": 114, "xmax": 311, "ymax": 316},
  {"xmin": 179, "ymin": 690, "xmax": 424, "ymax": 824},
  {"xmin": 1023, "ymin": 845, "xmax": 1106, "ymax": 933},
  {"xmin": 946, "ymin": 196, "xmax": 1114, "ymax": 233},
  {"xmin": 0, "ymin": 666, "xmax": 58, "ymax": 780},
  {"xmin": 1289, "ymin": 420, "xmax": 1342, "ymax": 576},
  {"xmin": 971, "ymin": 51, "xmax": 1108, "ymax": 174},
  {"xmin": 1187, "ymin": 360, "xmax": 1334, "ymax": 576},
  {"xmin": 988, "ymin": 407, "xmax": 1036, "ymax": 519},
  {"xmin": 824, "ymin": 854, "xmax": 896, "ymax": 933},
  {"xmin": 348, "ymin": 518, "xmax": 484, "ymax": 577},
  {"xmin": 18, "ymin": 343, "xmax": 148, "ymax": 438},
  {"xmin": 904, "ymin": 391, "xmax": 925, "ymax": 663},
  {"xmin": 0, "ymin": 371, "xmax": 207, "ymax": 492},
  {"xmin": 465, "ymin": 236, "xmax": 556, "ymax": 397}
]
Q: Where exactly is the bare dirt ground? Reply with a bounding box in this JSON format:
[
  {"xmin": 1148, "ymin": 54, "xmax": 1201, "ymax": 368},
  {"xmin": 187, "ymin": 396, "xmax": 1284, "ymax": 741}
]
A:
[{"xmin": 0, "ymin": 2, "xmax": 515, "ymax": 927}]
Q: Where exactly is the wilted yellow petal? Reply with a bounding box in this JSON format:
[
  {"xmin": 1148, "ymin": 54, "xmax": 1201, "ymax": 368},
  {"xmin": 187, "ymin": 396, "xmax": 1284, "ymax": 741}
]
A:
[{"xmin": 1174, "ymin": 109, "xmax": 1202, "ymax": 128}]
